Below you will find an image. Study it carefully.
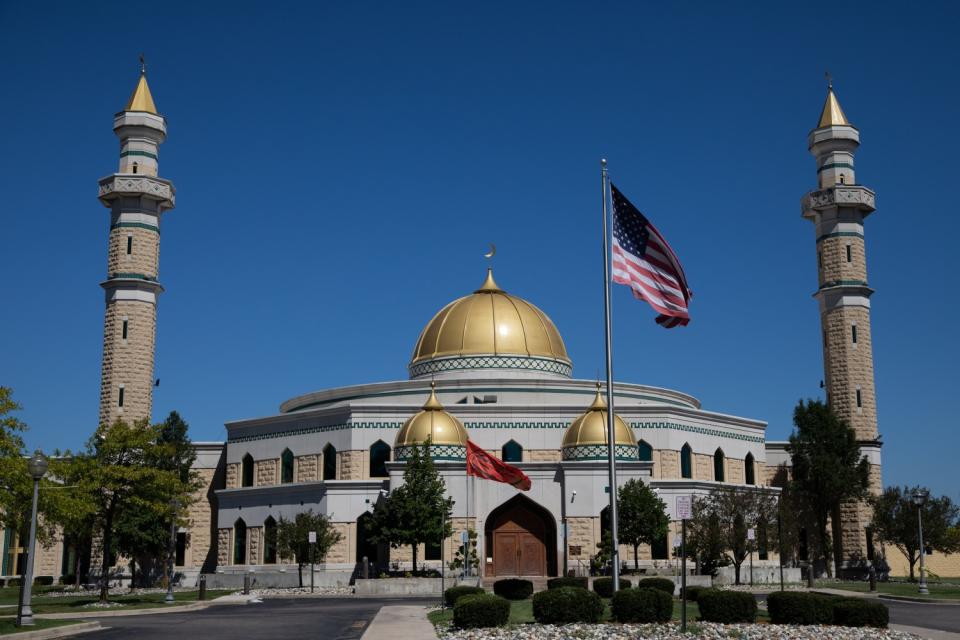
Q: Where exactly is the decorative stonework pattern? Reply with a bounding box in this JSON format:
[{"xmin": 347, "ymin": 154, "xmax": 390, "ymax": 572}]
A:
[
  {"xmin": 225, "ymin": 463, "xmax": 239, "ymax": 489},
  {"xmin": 217, "ymin": 529, "xmax": 231, "ymax": 567},
  {"xmin": 694, "ymin": 454, "xmax": 713, "ymax": 481},
  {"xmin": 395, "ymin": 444, "xmax": 465, "ymax": 461},
  {"xmin": 658, "ymin": 450, "xmax": 680, "ymax": 479},
  {"xmin": 632, "ymin": 422, "xmax": 765, "ymax": 444},
  {"xmin": 255, "ymin": 459, "xmax": 278, "ymax": 486},
  {"xmin": 99, "ymin": 175, "xmax": 175, "ymax": 206},
  {"xmin": 99, "ymin": 300, "xmax": 156, "ymax": 426},
  {"xmin": 409, "ymin": 355, "xmax": 572, "ymax": 379},
  {"xmin": 566, "ymin": 517, "xmax": 598, "ymax": 561},
  {"xmin": 339, "ymin": 450, "xmax": 364, "ymax": 480},
  {"xmin": 325, "ymin": 522, "xmax": 353, "ymax": 564},
  {"xmin": 803, "ymin": 186, "xmax": 875, "ymax": 211},
  {"xmin": 248, "ymin": 527, "xmax": 262, "ymax": 565},
  {"xmin": 727, "ymin": 458, "xmax": 745, "ymax": 485},
  {"xmin": 107, "ymin": 226, "xmax": 159, "ymax": 280},
  {"xmin": 562, "ymin": 444, "xmax": 637, "ymax": 461},
  {"xmin": 296, "ymin": 455, "xmax": 318, "ymax": 482}
]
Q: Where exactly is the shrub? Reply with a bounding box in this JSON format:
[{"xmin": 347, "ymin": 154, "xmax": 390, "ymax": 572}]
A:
[
  {"xmin": 59, "ymin": 574, "xmax": 77, "ymax": 586},
  {"xmin": 681, "ymin": 585, "xmax": 706, "ymax": 602},
  {"xmin": 493, "ymin": 578, "xmax": 533, "ymax": 600},
  {"xmin": 547, "ymin": 576, "xmax": 588, "ymax": 590},
  {"xmin": 767, "ymin": 591, "xmax": 834, "ymax": 625},
  {"xmin": 697, "ymin": 589, "xmax": 757, "ymax": 623},
  {"xmin": 832, "ymin": 598, "xmax": 889, "ymax": 628},
  {"xmin": 592, "ymin": 576, "xmax": 632, "ymax": 598},
  {"xmin": 444, "ymin": 585, "xmax": 486, "ymax": 607},
  {"xmin": 33, "ymin": 576, "xmax": 54, "ymax": 586},
  {"xmin": 635, "ymin": 577, "xmax": 675, "ymax": 595},
  {"xmin": 532, "ymin": 586, "xmax": 604, "ymax": 624},
  {"xmin": 452, "ymin": 594, "xmax": 510, "ymax": 628},
  {"xmin": 7, "ymin": 578, "xmax": 21, "ymax": 587},
  {"xmin": 611, "ymin": 587, "xmax": 673, "ymax": 623}
]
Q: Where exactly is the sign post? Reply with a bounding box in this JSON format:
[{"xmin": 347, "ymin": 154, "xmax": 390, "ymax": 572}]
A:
[
  {"xmin": 747, "ymin": 528, "xmax": 756, "ymax": 587},
  {"xmin": 308, "ymin": 531, "xmax": 317, "ymax": 593},
  {"xmin": 676, "ymin": 495, "xmax": 693, "ymax": 633}
]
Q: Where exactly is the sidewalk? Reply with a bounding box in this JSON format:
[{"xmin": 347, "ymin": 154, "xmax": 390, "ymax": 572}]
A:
[{"xmin": 361, "ymin": 605, "xmax": 434, "ymax": 640}]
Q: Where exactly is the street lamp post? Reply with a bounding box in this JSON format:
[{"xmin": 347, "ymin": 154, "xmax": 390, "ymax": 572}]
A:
[
  {"xmin": 165, "ymin": 499, "xmax": 180, "ymax": 604},
  {"xmin": 911, "ymin": 489, "xmax": 929, "ymax": 596},
  {"xmin": 17, "ymin": 450, "xmax": 48, "ymax": 627}
]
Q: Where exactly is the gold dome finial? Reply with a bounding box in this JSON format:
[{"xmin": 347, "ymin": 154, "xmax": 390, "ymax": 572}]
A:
[
  {"xmin": 476, "ymin": 268, "xmax": 502, "ymax": 293},
  {"xmin": 817, "ymin": 81, "xmax": 849, "ymax": 128},
  {"xmin": 125, "ymin": 58, "xmax": 158, "ymax": 114},
  {"xmin": 422, "ymin": 381, "xmax": 444, "ymax": 410},
  {"xmin": 589, "ymin": 382, "xmax": 606, "ymax": 409}
]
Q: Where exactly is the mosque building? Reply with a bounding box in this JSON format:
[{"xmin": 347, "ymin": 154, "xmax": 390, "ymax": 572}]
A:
[{"xmin": 11, "ymin": 68, "xmax": 943, "ymax": 586}]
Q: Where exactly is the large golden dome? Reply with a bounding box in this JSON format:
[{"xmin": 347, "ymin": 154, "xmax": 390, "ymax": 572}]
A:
[
  {"xmin": 562, "ymin": 385, "xmax": 638, "ymax": 461},
  {"xmin": 409, "ymin": 269, "xmax": 571, "ymax": 378},
  {"xmin": 394, "ymin": 384, "xmax": 469, "ymax": 456}
]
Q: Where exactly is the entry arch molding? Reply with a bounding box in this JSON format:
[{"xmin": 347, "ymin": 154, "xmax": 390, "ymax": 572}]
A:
[{"xmin": 484, "ymin": 494, "xmax": 557, "ymax": 577}]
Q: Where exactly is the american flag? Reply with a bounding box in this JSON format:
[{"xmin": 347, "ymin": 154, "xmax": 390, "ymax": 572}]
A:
[{"xmin": 610, "ymin": 183, "xmax": 691, "ymax": 328}]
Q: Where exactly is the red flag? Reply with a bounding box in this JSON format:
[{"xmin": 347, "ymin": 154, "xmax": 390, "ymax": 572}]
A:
[{"xmin": 466, "ymin": 440, "xmax": 531, "ymax": 491}]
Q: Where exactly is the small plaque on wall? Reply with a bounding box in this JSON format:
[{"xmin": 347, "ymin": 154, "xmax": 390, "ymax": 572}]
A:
[{"xmin": 569, "ymin": 545, "xmax": 582, "ymax": 556}]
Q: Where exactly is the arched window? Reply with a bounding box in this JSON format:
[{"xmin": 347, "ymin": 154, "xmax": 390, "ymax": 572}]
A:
[
  {"xmin": 744, "ymin": 452, "xmax": 755, "ymax": 485},
  {"xmin": 501, "ymin": 440, "xmax": 523, "ymax": 463},
  {"xmin": 281, "ymin": 449, "xmax": 294, "ymax": 484},
  {"xmin": 714, "ymin": 448, "xmax": 725, "ymax": 482},
  {"xmin": 241, "ymin": 454, "xmax": 254, "ymax": 487},
  {"xmin": 322, "ymin": 444, "xmax": 337, "ymax": 481},
  {"xmin": 638, "ymin": 440, "xmax": 653, "ymax": 462},
  {"xmin": 369, "ymin": 440, "xmax": 391, "ymax": 478},
  {"xmin": 233, "ymin": 518, "xmax": 247, "ymax": 565},
  {"xmin": 680, "ymin": 444, "xmax": 692, "ymax": 479},
  {"xmin": 263, "ymin": 517, "xmax": 277, "ymax": 564}
]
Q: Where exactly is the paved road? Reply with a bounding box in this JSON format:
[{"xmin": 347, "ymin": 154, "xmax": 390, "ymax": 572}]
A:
[{"xmin": 86, "ymin": 597, "xmax": 437, "ymax": 640}]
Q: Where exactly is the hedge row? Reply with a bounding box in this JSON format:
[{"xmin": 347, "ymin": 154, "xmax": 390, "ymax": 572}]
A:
[
  {"xmin": 444, "ymin": 585, "xmax": 485, "ymax": 607},
  {"xmin": 635, "ymin": 577, "xmax": 675, "ymax": 595},
  {"xmin": 532, "ymin": 587, "xmax": 604, "ymax": 624},
  {"xmin": 493, "ymin": 578, "xmax": 533, "ymax": 600},
  {"xmin": 767, "ymin": 592, "xmax": 888, "ymax": 628},
  {"xmin": 546, "ymin": 576, "xmax": 588, "ymax": 590},
  {"xmin": 452, "ymin": 594, "xmax": 510, "ymax": 628},
  {"xmin": 696, "ymin": 589, "xmax": 758, "ymax": 623},
  {"xmin": 611, "ymin": 587, "xmax": 673, "ymax": 623},
  {"xmin": 592, "ymin": 577, "xmax": 632, "ymax": 598}
]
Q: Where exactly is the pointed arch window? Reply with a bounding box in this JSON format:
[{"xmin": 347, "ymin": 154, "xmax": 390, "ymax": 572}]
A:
[
  {"xmin": 501, "ymin": 440, "xmax": 523, "ymax": 463},
  {"xmin": 241, "ymin": 454, "xmax": 254, "ymax": 488},
  {"xmin": 680, "ymin": 444, "xmax": 692, "ymax": 479},
  {"xmin": 637, "ymin": 440, "xmax": 653, "ymax": 462},
  {"xmin": 744, "ymin": 452, "xmax": 755, "ymax": 485},
  {"xmin": 280, "ymin": 449, "xmax": 294, "ymax": 484},
  {"xmin": 263, "ymin": 517, "xmax": 277, "ymax": 564},
  {"xmin": 369, "ymin": 440, "xmax": 391, "ymax": 478},
  {"xmin": 233, "ymin": 518, "xmax": 247, "ymax": 565},
  {"xmin": 714, "ymin": 448, "xmax": 725, "ymax": 482},
  {"xmin": 322, "ymin": 444, "xmax": 337, "ymax": 481}
]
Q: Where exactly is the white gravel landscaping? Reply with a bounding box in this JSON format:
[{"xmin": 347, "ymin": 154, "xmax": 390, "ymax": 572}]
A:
[
  {"xmin": 438, "ymin": 622, "xmax": 919, "ymax": 640},
  {"xmin": 234, "ymin": 586, "xmax": 354, "ymax": 596}
]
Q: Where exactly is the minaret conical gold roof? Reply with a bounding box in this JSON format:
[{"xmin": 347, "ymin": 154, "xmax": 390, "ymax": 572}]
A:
[
  {"xmin": 817, "ymin": 86, "xmax": 849, "ymax": 128},
  {"xmin": 125, "ymin": 73, "xmax": 158, "ymax": 114}
]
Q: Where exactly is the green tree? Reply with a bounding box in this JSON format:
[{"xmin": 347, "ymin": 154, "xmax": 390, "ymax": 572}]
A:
[
  {"xmin": 787, "ymin": 399, "xmax": 869, "ymax": 578},
  {"xmin": 616, "ymin": 479, "xmax": 670, "ymax": 569},
  {"xmin": 870, "ymin": 486, "xmax": 960, "ymax": 581},
  {"xmin": 368, "ymin": 438, "xmax": 453, "ymax": 572},
  {"xmin": 685, "ymin": 498, "xmax": 728, "ymax": 576},
  {"xmin": 74, "ymin": 420, "xmax": 185, "ymax": 602},
  {"xmin": 275, "ymin": 510, "xmax": 342, "ymax": 587},
  {"xmin": 448, "ymin": 528, "xmax": 479, "ymax": 575}
]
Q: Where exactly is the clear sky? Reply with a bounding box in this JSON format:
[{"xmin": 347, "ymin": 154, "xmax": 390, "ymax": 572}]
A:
[{"xmin": 1, "ymin": 2, "xmax": 957, "ymax": 498}]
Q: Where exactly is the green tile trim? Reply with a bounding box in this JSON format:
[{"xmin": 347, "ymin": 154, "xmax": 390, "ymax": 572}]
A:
[
  {"xmin": 409, "ymin": 355, "xmax": 572, "ymax": 379},
  {"xmin": 630, "ymin": 421, "xmax": 765, "ymax": 444},
  {"xmin": 817, "ymin": 162, "xmax": 854, "ymax": 173},
  {"xmin": 563, "ymin": 443, "xmax": 638, "ymax": 461},
  {"xmin": 395, "ymin": 444, "xmax": 465, "ymax": 461},
  {"xmin": 817, "ymin": 231, "xmax": 863, "ymax": 242},
  {"xmin": 111, "ymin": 221, "xmax": 159, "ymax": 233},
  {"xmin": 120, "ymin": 150, "xmax": 158, "ymax": 160}
]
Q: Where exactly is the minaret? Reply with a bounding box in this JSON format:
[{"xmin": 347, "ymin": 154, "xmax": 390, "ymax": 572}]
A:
[
  {"xmin": 96, "ymin": 63, "xmax": 175, "ymax": 426},
  {"xmin": 802, "ymin": 82, "xmax": 882, "ymax": 563}
]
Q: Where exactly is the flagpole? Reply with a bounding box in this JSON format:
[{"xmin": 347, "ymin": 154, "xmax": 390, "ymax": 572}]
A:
[{"xmin": 600, "ymin": 158, "xmax": 621, "ymax": 592}]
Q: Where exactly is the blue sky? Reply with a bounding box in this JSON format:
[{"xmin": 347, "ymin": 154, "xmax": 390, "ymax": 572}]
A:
[{"xmin": 1, "ymin": 2, "xmax": 957, "ymax": 498}]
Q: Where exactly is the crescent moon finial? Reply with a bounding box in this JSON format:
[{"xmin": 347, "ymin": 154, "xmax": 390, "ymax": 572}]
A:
[{"xmin": 484, "ymin": 243, "xmax": 496, "ymax": 259}]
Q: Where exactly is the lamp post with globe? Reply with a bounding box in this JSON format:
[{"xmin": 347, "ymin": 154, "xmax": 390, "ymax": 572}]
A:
[
  {"xmin": 16, "ymin": 450, "xmax": 48, "ymax": 627},
  {"xmin": 911, "ymin": 488, "xmax": 930, "ymax": 595}
]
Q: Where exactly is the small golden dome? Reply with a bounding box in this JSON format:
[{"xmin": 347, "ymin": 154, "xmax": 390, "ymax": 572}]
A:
[
  {"xmin": 562, "ymin": 385, "xmax": 637, "ymax": 449},
  {"xmin": 394, "ymin": 384, "xmax": 469, "ymax": 448},
  {"xmin": 411, "ymin": 269, "xmax": 570, "ymax": 367}
]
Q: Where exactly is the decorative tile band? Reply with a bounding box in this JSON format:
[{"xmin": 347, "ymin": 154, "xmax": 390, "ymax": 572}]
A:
[
  {"xmin": 111, "ymin": 221, "xmax": 159, "ymax": 233},
  {"xmin": 817, "ymin": 162, "xmax": 854, "ymax": 173},
  {"xmin": 120, "ymin": 150, "xmax": 159, "ymax": 160},
  {"xmin": 630, "ymin": 421, "xmax": 765, "ymax": 444},
  {"xmin": 409, "ymin": 355, "xmax": 572, "ymax": 379},
  {"xmin": 563, "ymin": 444, "xmax": 638, "ymax": 461},
  {"xmin": 395, "ymin": 444, "xmax": 466, "ymax": 461}
]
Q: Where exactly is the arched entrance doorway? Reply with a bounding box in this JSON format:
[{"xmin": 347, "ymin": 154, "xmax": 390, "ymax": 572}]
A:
[{"xmin": 485, "ymin": 495, "xmax": 556, "ymax": 577}]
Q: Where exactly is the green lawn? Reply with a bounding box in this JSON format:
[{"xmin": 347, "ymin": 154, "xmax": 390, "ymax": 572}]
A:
[
  {"xmin": 429, "ymin": 597, "xmax": 715, "ymax": 627},
  {"xmin": 816, "ymin": 579, "xmax": 960, "ymax": 600},
  {"xmin": 0, "ymin": 619, "xmax": 84, "ymax": 635},
  {"xmin": 0, "ymin": 588, "xmax": 232, "ymax": 614}
]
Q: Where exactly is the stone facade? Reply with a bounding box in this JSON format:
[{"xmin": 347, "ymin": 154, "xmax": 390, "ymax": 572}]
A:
[
  {"xmin": 106, "ymin": 226, "xmax": 160, "ymax": 278},
  {"xmin": 526, "ymin": 449, "xmax": 561, "ymax": 462},
  {"xmin": 658, "ymin": 450, "xmax": 679, "ymax": 479},
  {"xmin": 225, "ymin": 463, "xmax": 239, "ymax": 489},
  {"xmin": 823, "ymin": 305, "xmax": 877, "ymax": 441},
  {"xmin": 325, "ymin": 522, "xmax": 354, "ymax": 564},
  {"xmin": 296, "ymin": 454, "xmax": 318, "ymax": 482},
  {"xmin": 818, "ymin": 236, "xmax": 868, "ymax": 286},
  {"xmin": 217, "ymin": 528, "xmax": 231, "ymax": 567},
  {"xmin": 248, "ymin": 526, "xmax": 262, "ymax": 565},
  {"xmin": 339, "ymin": 450, "xmax": 364, "ymax": 480},
  {"xmin": 694, "ymin": 454, "xmax": 712, "ymax": 481},
  {"xmin": 98, "ymin": 299, "xmax": 157, "ymax": 426},
  {"xmin": 255, "ymin": 459, "xmax": 278, "ymax": 487}
]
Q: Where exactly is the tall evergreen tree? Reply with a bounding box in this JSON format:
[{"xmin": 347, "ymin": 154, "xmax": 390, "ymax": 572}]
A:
[
  {"xmin": 787, "ymin": 399, "xmax": 869, "ymax": 577},
  {"xmin": 368, "ymin": 438, "xmax": 453, "ymax": 572}
]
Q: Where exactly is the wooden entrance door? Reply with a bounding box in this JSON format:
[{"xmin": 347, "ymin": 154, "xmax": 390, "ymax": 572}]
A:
[
  {"xmin": 494, "ymin": 532, "xmax": 519, "ymax": 576},
  {"xmin": 488, "ymin": 499, "xmax": 550, "ymax": 576}
]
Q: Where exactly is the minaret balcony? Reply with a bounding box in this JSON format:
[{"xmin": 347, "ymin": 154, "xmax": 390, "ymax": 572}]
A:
[
  {"xmin": 801, "ymin": 185, "xmax": 875, "ymax": 219},
  {"xmin": 98, "ymin": 174, "xmax": 175, "ymax": 210}
]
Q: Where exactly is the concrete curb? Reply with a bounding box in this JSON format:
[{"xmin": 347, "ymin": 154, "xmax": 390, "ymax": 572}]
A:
[
  {"xmin": 881, "ymin": 595, "xmax": 960, "ymax": 605},
  {"xmin": 890, "ymin": 625, "xmax": 960, "ymax": 639},
  {"xmin": 2, "ymin": 621, "xmax": 102, "ymax": 639},
  {"xmin": 35, "ymin": 601, "xmax": 212, "ymax": 620}
]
